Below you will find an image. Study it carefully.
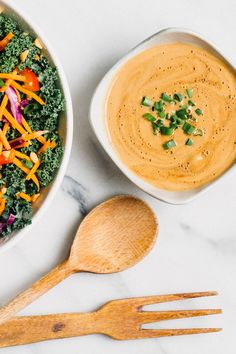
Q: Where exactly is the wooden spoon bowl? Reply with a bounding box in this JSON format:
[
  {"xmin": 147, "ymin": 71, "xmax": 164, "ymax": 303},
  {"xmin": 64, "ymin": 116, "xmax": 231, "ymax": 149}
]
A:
[
  {"xmin": 0, "ymin": 195, "xmax": 158, "ymax": 325},
  {"xmin": 69, "ymin": 195, "xmax": 158, "ymax": 273}
]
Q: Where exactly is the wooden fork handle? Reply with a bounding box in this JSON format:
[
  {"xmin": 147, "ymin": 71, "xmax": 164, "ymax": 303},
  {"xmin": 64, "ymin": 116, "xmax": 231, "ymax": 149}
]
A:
[
  {"xmin": 0, "ymin": 260, "xmax": 72, "ymax": 325},
  {"xmin": 0, "ymin": 312, "xmax": 100, "ymax": 347}
]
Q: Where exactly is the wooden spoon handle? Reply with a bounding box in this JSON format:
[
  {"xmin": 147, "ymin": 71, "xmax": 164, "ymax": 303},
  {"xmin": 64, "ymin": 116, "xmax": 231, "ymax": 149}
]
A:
[
  {"xmin": 0, "ymin": 312, "xmax": 99, "ymax": 347},
  {"xmin": 0, "ymin": 260, "xmax": 72, "ymax": 325}
]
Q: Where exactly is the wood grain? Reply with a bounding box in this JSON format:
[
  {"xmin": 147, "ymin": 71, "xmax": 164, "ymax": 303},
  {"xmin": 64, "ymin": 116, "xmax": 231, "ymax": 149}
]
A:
[
  {"xmin": 0, "ymin": 292, "xmax": 221, "ymax": 347},
  {"xmin": 0, "ymin": 196, "xmax": 158, "ymax": 325}
]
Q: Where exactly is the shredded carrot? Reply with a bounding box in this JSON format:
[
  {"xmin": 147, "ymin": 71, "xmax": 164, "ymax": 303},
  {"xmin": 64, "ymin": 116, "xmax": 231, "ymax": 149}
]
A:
[
  {"xmin": 49, "ymin": 141, "xmax": 57, "ymax": 149},
  {"xmin": 0, "ymin": 70, "xmax": 18, "ymax": 93},
  {"xmin": 22, "ymin": 117, "xmax": 46, "ymax": 144},
  {"xmin": 11, "ymin": 81, "xmax": 45, "ymax": 105},
  {"xmin": 13, "ymin": 157, "xmax": 40, "ymax": 191},
  {"xmin": 36, "ymin": 135, "xmax": 46, "ymax": 144},
  {"xmin": 0, "ymin": 95, "xmax": 8, "ymax": 120},
  {"xmin": 0, "ymin": 32, "xmax": 14, "ymax": 51},
  {"xmin": 0, "ymin": 129, "xmax": 10, "ymax": 150},
  {"xmin": 0, "ymin": 73, "xmax": 26, "ymax": 81},
  {"xmin": 4, "ymin": 109, "xmax": 26, "ymax": 135},
  {"xmin": 22, "ymin": 117, "xmax": 32, "ymax": 133},
  {"xmin": 31, "ymin": 193, "xmax": 40, "ymax": 202},
  {"xmin": 38, "ymin": 140, "xmax": 51, "ymax": 154},
  {"xmin": 0, "ymin": 143, "xmax": 2, "ymax": 154},
  {"xmin": 17, "ymin": 192, "xmax": 31, "ymax": 202},
  {"xmin": 0, "ymin": 198, "xmax": 6, "ymax": 216},
  {"xmin": 3, "ymin": 122, "xmax": 9, "ymax": 135},
  {"xmin": 26, "ymin": 160, "xmax": 40, "ymax": 181},
  {"xmin": 13, "ymin": 157, "xmax": 30, "ymax": 174},
  {"xmin": 22, "ymin": 130, "xmax": 48, "ymax": 142},
  {"xmin": 14, "ymin": 150, "xmax": 31, "ymax": 161}
]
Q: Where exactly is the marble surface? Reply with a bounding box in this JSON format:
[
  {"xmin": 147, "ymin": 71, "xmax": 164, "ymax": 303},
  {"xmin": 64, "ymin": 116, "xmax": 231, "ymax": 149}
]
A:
[{"xmin": 0, "ymin": 0, "xmax": 236, "ymax": 353}]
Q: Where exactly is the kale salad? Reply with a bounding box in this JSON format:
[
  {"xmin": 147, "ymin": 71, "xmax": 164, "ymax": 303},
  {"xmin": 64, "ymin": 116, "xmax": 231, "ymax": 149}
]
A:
[{"xmin": 0, "ymin": 13, "xmax": 64, "ymax": 238}]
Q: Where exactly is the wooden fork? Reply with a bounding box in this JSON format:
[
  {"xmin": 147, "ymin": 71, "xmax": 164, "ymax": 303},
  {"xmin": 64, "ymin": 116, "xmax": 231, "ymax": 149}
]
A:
[{"xmin": 0, "ymin": 291, "xmax": 222, "ymax": 347}]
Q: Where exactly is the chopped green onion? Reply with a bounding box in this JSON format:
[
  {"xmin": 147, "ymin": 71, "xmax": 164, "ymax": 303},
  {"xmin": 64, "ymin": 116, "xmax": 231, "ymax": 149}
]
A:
[
  {"xmin": 186, "ymin": 89, "xmax": 193, "ymax": 98},
  {"xmin": 151, "ymin": 122, "xmax": 158, "ymax": 135},
  {"xmin": 161, "ymin": 93, "xmax": 173, "ymax": 103},
  {"xmin": 182, "ymin": 122, "xmax": 195, "ymax": 135},
  {"xmin": 22, "ymin": 159, "xmax": 33, "ymax": 169},
  {"xmin": 0, "ymin": 79, "xmax": 5, "ymax": 87},
  {"xmin": 195, "ymin": 108, "xmax": 202, "ymax": 115},
  {"xmin": 163, "ymin": 139, "xmax": 176, "ymax": 150},
  {"xmin": 185, "ymin": 138, "xmax": 193, "ymax": 146},
  {"xmin": 176, "ymin": 108, "xmax": 188, "ymax": 120},
  {"xmin": 153, "ymin": 100, "xmax": 164, "ymax": 111},
  {"xmin": 173, "ymin": 93, "xmax": 184, "ymax": 102},
  {"xmin": 158, "ymin": 111, "xmax": 166, "ymax": 118},
  {"xmin": 188, "ymin": 99, "xmax": 195, "ymax": 106},
  {"xmin": 143, "ymin": 113, "xmax": 156, "ymax": 122},
  {"xmin": 160, "ymin": 126, "xmax": 174, "ymax": 136},
  {"xmin": 193, "ymin": 128, "xmax": 204, "ymax": 136},
  {"xmin": 156, "ymin": 119, "xmax": 164, "ymax": 126},
  {"xmin": 141, "ymin": 96, "xmax": 153, "ymax": 107},
  {"xmin": 180, "ymin": 105, "xmax": 187, "ymax": 109}
]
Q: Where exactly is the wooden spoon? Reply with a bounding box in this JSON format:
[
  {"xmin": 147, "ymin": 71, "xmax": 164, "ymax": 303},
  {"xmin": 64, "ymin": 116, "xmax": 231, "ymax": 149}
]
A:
[{"xmin": 0, "ymin": 195, "xmax": 158, "ymax": 324}]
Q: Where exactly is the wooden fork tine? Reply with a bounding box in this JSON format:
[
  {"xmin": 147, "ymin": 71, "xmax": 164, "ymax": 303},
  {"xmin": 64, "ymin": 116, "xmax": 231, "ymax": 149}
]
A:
[
  {"xmin": 135, "ymin": 327, "xmax": 222, "ymax": 339},
  {"xmin": 138, "ymin": 309, "xmax": 222, "ymax": 324},
  {"xmin": 131, "ymin": 291, "xmax": 218, "ymax": 308}
]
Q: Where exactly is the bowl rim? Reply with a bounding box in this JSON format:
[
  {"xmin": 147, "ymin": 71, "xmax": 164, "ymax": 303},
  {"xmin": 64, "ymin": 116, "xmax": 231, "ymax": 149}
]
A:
[
  {"xmin": 0, "ymin": 0, "xmax": 73, "ymax": 254},
  {"xmin": 89, "ymin": 26, "xmax": 236, "ymax": 204}
]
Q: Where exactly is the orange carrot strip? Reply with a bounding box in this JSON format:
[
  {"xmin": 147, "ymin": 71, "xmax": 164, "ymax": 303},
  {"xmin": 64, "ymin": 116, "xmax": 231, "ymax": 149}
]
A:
[
  {"xmin": 3, "ymin": 109, "xmax": 26, "ymax": 135},
  {"xmin": 22, "ymin": 130, "xmax": 48, "ymax": 142},
  {"xmin": 0, "ymin": 129, "xmax": 10, "ymax": 150},
  {"xmin": 0, "ymin": 73, "xmax": 25, "ymax": 81},
  {"xmin": 22, "ymin": 117, "xmax": 32, "ymax": 133},
  {"xmin": 2, "ymin": 122, "xmax": 9, "ymax": 135},
  {"xmin": 11, "ymin": 81, "xmax": 45, "ymax": 105},
  {"xmin": 17, "ymin": 192, "xmax": 31, "ymax": 202},
  {"xmin": 0, "ymin": 198, "xmax": 6, "ymax": 216},
  {"xmin": 0, "ymin": 32, "xmax": 14, "ymax": 51},
  {"xmin": 14, "ymin": 150, "xmax": 31, "ymax": 161},
  {"xmin": 0, "ymin": 95, "xmax": 8, "ymax": 121},
  {"xmin": 13, "ymin": 157, "xmax": 30, "ymax": 174},
  {"xmin": 26, "ymin": 160, "xmax": 40, "ymax": 181},
  {"xmin": 37, "ymin": 140, "xmax": 51, "ymax": 154}
]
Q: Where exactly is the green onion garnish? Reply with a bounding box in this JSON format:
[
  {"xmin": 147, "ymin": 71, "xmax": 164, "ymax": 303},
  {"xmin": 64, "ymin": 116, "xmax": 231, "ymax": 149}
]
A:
[
  {"xmin": 156, "ymin": 119, "xmax": 164, "ymax": 126},
  {"xmin": 173, "ymin": 93, "xmax": 184, "ymax": 102},
  {"xmin": 176, "ymin": 108, "xmax": 188, "ymax": 120},
  {"xmin": 0, "ymin": 79, "xmax": 5, "ymax": 87},
  {"xmin": 163, "ymin": 139, "xmax": 176, "ymax": 150},
  {"xmin": 23, "ymin": 159, "xmax": 33, "ymax": 169},
  {"xmin": 160, "ymin": 126, "xmax": 174, "ymax": 136},
  {"xmin": 161, "ymin": 93, "xmax": 173, "ymax": 103},
  {"xmin": 153, "ymin": 100, "xmax": 164, "ymax": 111},
  {"xmin": 188, "ymin": 99, "xmax": 195, "ymax": 106},
  {"xmin": 185, "ymin": 138, "xmax": 193, "ymax": 146},
  {"xmin": 158, "ymin": 111, "xmax": 166, "ymax": 118},
  {"xmin": 186, "ymin": 89, "xmax": 193, "ymax": 98},
  {"xmin": 195, "ymin": 108, "xmax": 202, "ymax": 115},
  {"xmin": 143, "ymin": 113, "xmax": 156, "ymax": 122},
  {"xmin": 141, "ymin": 96, "xmax": 153, "ymax": 107},
  {"xmin": 152, "ymin": 122, "xmax": 158, "ymax": 135},
  {"xmin": 182, "ymin": 122, "xmax": 195, "ymax": 135}
]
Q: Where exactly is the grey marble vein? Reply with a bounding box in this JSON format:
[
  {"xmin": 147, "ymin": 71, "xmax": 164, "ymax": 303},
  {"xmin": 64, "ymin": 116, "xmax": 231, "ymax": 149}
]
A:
[{"xmin": 62, "ymin": 175, "xmax": 89, "ymax": 216}]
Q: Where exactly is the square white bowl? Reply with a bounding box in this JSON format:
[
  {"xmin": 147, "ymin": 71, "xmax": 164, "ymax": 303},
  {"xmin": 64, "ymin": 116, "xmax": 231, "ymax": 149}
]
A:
[{"xmin": 90, "ymin": 27, "xmax": 236, "ymax": 204}]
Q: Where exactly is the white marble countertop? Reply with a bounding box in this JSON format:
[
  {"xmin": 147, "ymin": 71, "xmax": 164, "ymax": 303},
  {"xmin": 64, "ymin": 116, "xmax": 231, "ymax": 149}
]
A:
[{"xmin": 0, "ymin": 0, "xmax": 236, "ymax": 353}]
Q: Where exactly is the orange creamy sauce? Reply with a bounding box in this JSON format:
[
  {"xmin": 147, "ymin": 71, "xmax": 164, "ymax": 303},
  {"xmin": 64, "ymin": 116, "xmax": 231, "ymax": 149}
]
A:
[{"xmin": 106, "ymin": 43, "xmax": 236, "ymax": 191}]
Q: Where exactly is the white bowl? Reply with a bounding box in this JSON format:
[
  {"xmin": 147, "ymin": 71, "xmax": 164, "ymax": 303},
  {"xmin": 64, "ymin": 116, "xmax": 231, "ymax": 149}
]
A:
[
  {"xmin": 90, "ymin": 27, "xmax": 236, "ymax": 204},
  {"xmin": 0, "ymin": 0, "xmax": 73, "ymax": 253}
]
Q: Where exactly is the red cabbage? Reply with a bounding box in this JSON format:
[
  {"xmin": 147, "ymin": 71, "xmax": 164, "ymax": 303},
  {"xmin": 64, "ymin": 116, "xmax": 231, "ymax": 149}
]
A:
[{"xmin": 6, "ymin": 86, "xmax": 22, "ymax": 125}]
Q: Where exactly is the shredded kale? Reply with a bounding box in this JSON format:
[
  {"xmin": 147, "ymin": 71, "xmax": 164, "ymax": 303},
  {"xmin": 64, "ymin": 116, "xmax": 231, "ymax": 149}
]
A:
[{"xmin": 0, "ymin": 13, "xmax": 64, "ymax": 238}]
